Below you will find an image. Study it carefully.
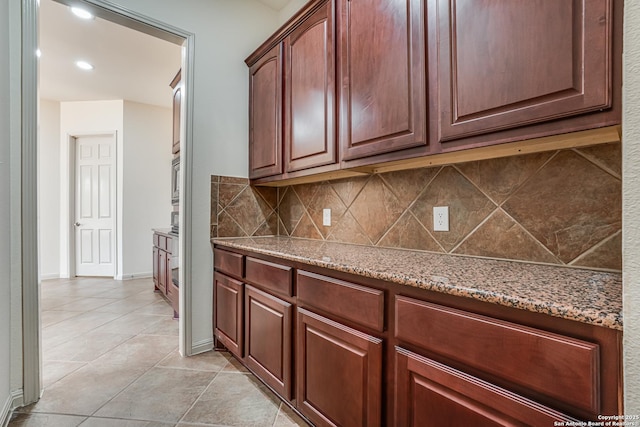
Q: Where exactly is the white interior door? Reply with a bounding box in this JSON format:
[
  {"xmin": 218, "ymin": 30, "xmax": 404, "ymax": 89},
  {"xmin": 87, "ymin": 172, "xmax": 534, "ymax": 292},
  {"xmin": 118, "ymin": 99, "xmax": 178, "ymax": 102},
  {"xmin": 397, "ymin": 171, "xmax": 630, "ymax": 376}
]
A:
[{"xmin": 75, "ymin": 134, "xmax": 116, "ymax": 277}]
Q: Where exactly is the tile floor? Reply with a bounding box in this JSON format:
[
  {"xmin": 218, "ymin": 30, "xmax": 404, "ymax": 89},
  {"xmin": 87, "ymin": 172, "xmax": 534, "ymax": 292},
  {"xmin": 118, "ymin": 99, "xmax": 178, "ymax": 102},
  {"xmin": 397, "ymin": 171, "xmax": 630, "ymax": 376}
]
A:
[{"xmin": 9, "ymin": 277, "xmax": 309, "ymax": 427}]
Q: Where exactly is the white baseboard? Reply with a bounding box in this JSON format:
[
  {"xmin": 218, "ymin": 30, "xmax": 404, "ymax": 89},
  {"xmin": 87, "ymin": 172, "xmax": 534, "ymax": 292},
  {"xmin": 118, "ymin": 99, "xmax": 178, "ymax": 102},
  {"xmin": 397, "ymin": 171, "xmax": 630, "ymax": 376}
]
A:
[
  {"xmin": 39, "ymin": 273, "xmax": 59, "ymax": 280},
  {"xmin": 191, "ymin": 338, "xmax": 213, "ymax": 356},
  {"xmin": 115, "ymin": 272, "xmax": 152, "ymax": 281},
  {"xmin": 0, "ymin": 394, "xmax": 10, "ymax": 427},
  {"xmin": 0, "ymin": 389, "xmax": 22, "ymax": 427}
]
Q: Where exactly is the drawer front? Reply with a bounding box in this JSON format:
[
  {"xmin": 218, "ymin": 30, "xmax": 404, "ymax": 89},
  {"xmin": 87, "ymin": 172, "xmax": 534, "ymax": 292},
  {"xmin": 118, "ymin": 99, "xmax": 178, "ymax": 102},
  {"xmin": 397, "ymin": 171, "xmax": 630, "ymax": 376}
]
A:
[
  {"xmin": 297, "ymin": 270, "xmax": 384, "ymax": 332},
  {"xmin": 158, "ymin": 235, "xmax": 167, "ymax": 252},
  {"xmin": 245, "ymin": 257, "xmax": 292, "ymax": 297},
  {"xmin": 395, "ymin": 295, "xmax": 600, "ymax": 414},
  {"xmin": 164, "ymin": 235, "xmax": 172, "ymax": 253},
  {"xmin": 395, "ymin": 347, "xmax": 578, "ymax": 426},
  {"xmin": 214, "ymin": 248, "xmax": 244, "ymax": 279},
  {"xmin": 153, "ymin": 233, "xmax": 159, "ymax": 247}
]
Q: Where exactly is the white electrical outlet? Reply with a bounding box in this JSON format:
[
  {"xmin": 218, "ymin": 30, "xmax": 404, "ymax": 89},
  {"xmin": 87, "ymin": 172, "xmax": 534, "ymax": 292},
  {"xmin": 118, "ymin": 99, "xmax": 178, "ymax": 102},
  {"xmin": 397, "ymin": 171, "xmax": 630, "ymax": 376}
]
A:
[
  {"xmin": 433, "ymin": 206, "xmax": 449, "ymax": 231},
  {"xmin": 322, "ymin": 208, "xmax": 331, "ymax": 226}
]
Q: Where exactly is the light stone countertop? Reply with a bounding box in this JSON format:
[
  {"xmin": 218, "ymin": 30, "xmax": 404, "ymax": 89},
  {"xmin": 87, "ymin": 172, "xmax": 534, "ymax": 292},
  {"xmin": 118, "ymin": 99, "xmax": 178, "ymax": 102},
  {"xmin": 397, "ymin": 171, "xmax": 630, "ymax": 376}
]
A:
[{"xmin": 212, "ymin": 236, "xmax": 623, "ymax": 330}]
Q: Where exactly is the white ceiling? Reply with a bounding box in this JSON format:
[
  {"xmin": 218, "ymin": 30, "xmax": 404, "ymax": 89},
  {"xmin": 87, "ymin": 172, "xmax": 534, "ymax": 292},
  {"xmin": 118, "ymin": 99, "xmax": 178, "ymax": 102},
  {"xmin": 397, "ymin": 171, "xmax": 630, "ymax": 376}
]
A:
[{"xmin": 39, "ymin": 0, "xmax": 182, "ymax": 108}]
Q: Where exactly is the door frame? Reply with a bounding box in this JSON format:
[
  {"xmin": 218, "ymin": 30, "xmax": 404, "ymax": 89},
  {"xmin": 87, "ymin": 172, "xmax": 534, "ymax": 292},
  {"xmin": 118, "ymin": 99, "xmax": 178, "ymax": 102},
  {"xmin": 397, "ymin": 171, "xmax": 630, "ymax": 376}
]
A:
[
  {"xmin": 21, "ymin": 0, "xmax": 197, "ymax": 405},
  {"xmin": 67, "ymin": 132, "xmax": 118, "ymax": 279}
]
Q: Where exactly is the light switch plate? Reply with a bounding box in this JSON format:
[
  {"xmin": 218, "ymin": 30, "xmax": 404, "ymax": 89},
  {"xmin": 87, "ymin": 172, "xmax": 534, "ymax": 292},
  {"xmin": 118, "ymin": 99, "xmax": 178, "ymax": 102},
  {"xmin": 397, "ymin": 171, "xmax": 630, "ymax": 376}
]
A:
[
  {"xmin": 322, "ymin": 209, "xmax": 331, "ymax": 226},
  {"xmin": 433, "ymin": 206, "xmax": 449, "ymax": 231}
]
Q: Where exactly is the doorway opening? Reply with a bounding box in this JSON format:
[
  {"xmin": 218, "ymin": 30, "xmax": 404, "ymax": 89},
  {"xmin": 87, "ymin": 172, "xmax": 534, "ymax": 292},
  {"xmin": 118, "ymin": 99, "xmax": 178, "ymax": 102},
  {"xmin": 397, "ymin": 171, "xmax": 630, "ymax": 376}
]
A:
[{"xmin": 24, "ymin": 0, "xmax": 196, "ymax": 405}]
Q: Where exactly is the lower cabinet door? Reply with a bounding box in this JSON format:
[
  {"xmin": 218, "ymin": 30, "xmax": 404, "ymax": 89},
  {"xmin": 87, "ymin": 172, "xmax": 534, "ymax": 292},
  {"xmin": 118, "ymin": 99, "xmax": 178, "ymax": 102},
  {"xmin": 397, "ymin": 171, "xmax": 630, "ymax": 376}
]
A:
[
  {"xmin": 158, "ymin": 249, "xmax": 167, "ymax": 294},
  {"xmin": 296, "ymin": 308, "xmax": 382, "ymax": 427},
  {"xmin": 214, "ymin": 272, "xmax": 244, "ymax": 358},
  {"xmin": 394, "ymin": 347, "xmax": 578, "ymax": 426},
  {"xmin": 245, "ymin": 285, "xmax": 292, "ymax": 400},
  {"xmin": 152, "ymin": 246, "xmax": 159, "ymax": 289}
]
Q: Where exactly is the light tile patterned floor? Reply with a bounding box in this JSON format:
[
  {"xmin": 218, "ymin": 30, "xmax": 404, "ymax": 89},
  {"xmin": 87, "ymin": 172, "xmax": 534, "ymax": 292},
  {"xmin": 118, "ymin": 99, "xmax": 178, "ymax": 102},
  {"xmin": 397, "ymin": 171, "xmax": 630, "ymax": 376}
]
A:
[{"xmin": 9, "ymin": 277, "xmax": 309, "ymax": 427}]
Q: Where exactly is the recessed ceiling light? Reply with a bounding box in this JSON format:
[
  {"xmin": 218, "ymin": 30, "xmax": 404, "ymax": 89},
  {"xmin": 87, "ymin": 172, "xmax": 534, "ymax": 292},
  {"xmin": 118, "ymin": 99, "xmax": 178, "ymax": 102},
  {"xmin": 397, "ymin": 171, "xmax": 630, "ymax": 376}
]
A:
[
  {"xmin": 71, "ymin": 7, "xmax": 94, "ymax": 20},
  {"xmin": 36, "ymin": 49, "xmax": 41, "ymax": 58},
  {"xmin": 75, "ymin": 60, "xmax": 94, "ymax": 71}
]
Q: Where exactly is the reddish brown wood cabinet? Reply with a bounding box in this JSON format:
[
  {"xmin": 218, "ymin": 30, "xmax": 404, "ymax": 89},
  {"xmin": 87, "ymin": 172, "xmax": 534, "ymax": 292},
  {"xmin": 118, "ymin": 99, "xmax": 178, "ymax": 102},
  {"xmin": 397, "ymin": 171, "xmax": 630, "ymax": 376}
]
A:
[
  {"xmin": 245, "ymin": 285, "xmax": 293, "ymax": 400},
  {"xmin": 246, "ymin": 0, "xmax": 620, "ymax": 182},
  {"xmin": 214, "ymin": 271, "xmax": 244, "ymax": 358},
  {"xmin": 249, "ymin": 44, "xmax": 283, "ymax": 179},
  {"xmin": 284, "ymin": 0, "xmax": 336, "ymax": 172},
  {"xmin": 394, "ymin": 348, "xmax": 578, "ymax": 426},
  {"xmin": 153, "ymin": 230, "xmax": 178, "ymax": 317},
  {"xmin": 338, "ymin": 0, "xmax": 427, "ymax": 161},
  {"xmin": 212, "ymin": 244, "xmax": 622, "ymax": 425},
  {"xmin": 297, "ymin": 308, "xmax": 382, "ymax": 427},
  {"xmin": 431, "ymin": 0, "xmax": 615, "ymax": 149}
]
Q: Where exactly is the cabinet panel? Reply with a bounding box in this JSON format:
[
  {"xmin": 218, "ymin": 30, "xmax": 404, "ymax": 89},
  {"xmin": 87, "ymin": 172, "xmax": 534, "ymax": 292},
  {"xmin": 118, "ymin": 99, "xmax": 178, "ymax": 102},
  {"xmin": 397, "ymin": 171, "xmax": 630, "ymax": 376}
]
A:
[
  {"xmin": 245, "ymin": 285, "xmax": 293, "ymax": 400},
  {"xmin": 394, "ymin": 348, "xmax": 578, "ymax": 426},
  {"xmin": 285, "ymin": 0, "xmax": 336, "ymax": 172},
  {"xmin": 297, "ymin": 308, "xmax": 382, "ymax": 427},
  {"xmin": 395, "ymin": 296, "xmax": 600, "ymax": 414},
  {"xmin": 213, "ymin": 248, "xmax": 244, "ymax": 279},
  {"xmin": 214, "ymin": 272, "xmax": 244, "ymax": 358},
  {"xmin": 245, "ymin": 257, "xmax": 293, "ymax": 297},
  {"xmin": 434, "ymin": 0, "xmax": 613, "ymax": 143},
  {"xmin": 152, "ymin": 246, "xmax": 159, "ymax": 290},
  {"xmin": 297, "ymin": 270, "xmax": 384, "ymax": 331},
  {"xmin": 158, "ymin": 249, "xmax": 167, "ymax": 294},
  {"xmin": 339, "ymin": 0, "xmax": 426, "ymax": 160},
  {"xmin": 249, "ymin": 44, "xmax": 283, "ymax": 179}
]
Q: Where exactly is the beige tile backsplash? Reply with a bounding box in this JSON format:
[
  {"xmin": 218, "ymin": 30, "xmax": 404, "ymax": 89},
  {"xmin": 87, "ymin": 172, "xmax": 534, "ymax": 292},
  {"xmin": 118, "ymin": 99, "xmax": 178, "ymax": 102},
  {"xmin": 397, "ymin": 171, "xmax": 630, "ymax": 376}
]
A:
[{"xmin": 211, "ymin": 142, "xmax": 621, "ymax": 271}]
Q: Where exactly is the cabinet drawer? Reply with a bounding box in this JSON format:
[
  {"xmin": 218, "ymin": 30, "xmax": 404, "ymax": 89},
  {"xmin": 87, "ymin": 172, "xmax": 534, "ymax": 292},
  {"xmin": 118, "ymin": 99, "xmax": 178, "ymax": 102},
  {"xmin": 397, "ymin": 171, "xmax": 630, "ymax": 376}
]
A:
[
  {"xmin": 245, "ymin": 257, "xmax": 292, "ymax": 297},
  {"xmin": 297, "ymin": 270, "xmax": 384, "ymax": 332},
  {"xmin": 157, "ymin": 235, "xmax": 167, "ymax": 251},
  {"xmin": 214, "ymin": 248, "xmax": 244, "ymax": 279},
  {"xmin": 395, "ymin": 347, "xmax": 578, "ymax": 426},
  {"xmin": 153, "ymin": 233, "xmax": 159, "ymax": 247},
  {"xmin": 395, "ymin": 296, "xmax": 600, "ymax": 415}
]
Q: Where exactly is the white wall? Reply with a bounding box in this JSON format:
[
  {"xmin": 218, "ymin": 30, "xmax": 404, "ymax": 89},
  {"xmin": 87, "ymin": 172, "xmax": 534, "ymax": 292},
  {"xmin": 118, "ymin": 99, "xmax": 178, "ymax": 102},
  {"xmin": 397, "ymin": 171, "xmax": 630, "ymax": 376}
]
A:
[
  {"xmin": 58, "ymin": 100, "xmax": 171, "ymax": 280},
  {"xmin": 278, "ymin": 0, "xmax": 307, "ymax": 24},
  {"xmin": 0, "ymin": 0, "xmax": 13, "ymax": 421},
  {"xmin": 113, "ymin": 0, "xmax": 280, "ymax": 350},
  {"xmin": 38, "ymin": 99, "xmax": 61, "ymax": 279},
  {"xmin": 623, "ymin": 0, "xmax": 640, "ymax": 415},
  {"xmin": 122, "ymin": 101, "xmax": 172, "ymax": 278},
  {"xmin": 59, "ymin": 100, "xmax": 124, "ymax": 278}
]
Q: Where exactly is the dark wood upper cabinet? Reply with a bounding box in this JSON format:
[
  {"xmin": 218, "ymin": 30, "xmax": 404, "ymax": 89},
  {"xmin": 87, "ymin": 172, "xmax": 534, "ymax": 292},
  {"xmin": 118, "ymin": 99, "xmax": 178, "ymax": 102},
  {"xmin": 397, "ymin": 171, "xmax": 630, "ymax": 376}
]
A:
[
  {"xmin": 249, "ymin": 44, "xmax": 283, "ymax": 179},
  {"xmin": 338, "ymin": 0, "xmax": 427, "ymax": 161},
  {"xmin": 432, "ymin": 0, "xmax": 613, "ymax": 144},
  {"xmin": 170, "ymin": 70, "xmax": 181, "ymax": 155},
  {"xmin": 284, "ymin": 0, "xmax": 336, "ymax": 173}
]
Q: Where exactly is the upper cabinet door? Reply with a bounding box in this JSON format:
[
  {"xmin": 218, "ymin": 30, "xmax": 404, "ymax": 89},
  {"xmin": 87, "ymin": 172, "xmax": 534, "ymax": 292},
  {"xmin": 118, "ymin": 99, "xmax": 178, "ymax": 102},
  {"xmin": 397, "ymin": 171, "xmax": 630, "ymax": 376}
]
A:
[
  {"xmin": 339, "ymin": 0, "xmax": 427, "ymax": 161},
  {"xmin": 434, "ymin": 0, "xmax": 613, "ymax": 143},
  {"xmin": 285, "ymin": 0, "xmax": 336, "ymax": 173},
  {"xmin": 249, "ymin": 44, "xmax": 283, "ymax": 179}
]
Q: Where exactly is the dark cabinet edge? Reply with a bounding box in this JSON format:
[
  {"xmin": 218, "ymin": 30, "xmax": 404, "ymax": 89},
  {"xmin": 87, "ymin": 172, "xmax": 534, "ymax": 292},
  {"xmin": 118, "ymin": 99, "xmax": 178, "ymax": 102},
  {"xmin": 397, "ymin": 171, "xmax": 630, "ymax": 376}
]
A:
[{"xmin": 245, "ymin": 0, "xmax": 328, "ymax": 66}]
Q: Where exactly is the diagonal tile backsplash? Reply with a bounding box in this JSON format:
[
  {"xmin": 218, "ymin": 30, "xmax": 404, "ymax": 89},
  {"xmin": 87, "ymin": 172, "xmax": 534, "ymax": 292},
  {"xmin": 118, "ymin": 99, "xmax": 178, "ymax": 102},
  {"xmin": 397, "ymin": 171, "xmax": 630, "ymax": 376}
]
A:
[{"xmin": 212, "ymin": 142, "xmax": 622, "ymax": 271}]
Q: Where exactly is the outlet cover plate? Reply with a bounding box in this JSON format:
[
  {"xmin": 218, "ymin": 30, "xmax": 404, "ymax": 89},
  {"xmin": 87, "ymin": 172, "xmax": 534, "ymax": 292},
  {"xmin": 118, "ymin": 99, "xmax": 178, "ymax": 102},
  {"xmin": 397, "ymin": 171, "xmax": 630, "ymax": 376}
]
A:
[
  {"xmin": 322, "ymin": 209, "xmax": 331, "ymax": 226},
  {"xmin": 433, "ymin": 206, "xmax": 449, "ymax": 232}
]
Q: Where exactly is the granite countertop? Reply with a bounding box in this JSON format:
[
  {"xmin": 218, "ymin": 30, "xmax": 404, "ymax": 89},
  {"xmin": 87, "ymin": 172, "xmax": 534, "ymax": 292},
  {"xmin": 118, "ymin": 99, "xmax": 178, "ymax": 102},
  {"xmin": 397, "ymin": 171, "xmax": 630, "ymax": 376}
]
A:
[{"xmin": 211, "ymin": 236, "xmax": 623, "ymax": 330}]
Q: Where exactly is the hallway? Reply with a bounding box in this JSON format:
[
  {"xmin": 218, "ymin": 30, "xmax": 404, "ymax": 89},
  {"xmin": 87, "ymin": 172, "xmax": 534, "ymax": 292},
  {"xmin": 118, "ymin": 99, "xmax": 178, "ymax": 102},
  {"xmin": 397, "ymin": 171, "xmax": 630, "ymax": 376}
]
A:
[{"xmin": 9, "ymin": 277, "xmax": 307, "ymax": 426}]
